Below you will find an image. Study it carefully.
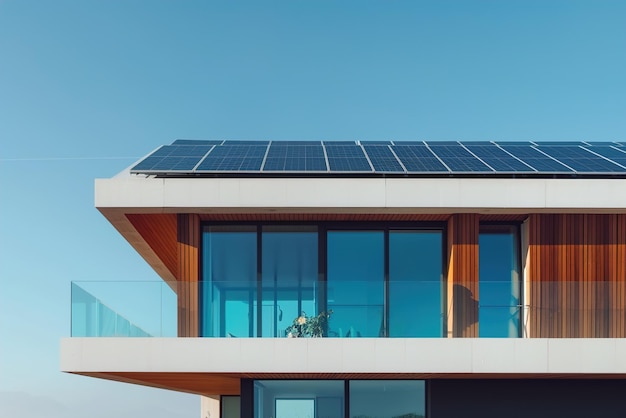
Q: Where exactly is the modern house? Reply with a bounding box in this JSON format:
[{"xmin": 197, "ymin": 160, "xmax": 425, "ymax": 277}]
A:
[{"xmin": 62, "ymin": 139, "xmax": 626, "ymax": 418}]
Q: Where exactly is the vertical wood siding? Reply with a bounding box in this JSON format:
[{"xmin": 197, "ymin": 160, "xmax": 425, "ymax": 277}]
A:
[
  {"xmin": 177, "ymin": 214, "xmax": 200, "ymax": 337},
  {"xmin": 528, "ymin": 214, "xmax": 626, "ymax": 337},
  {"xmin": 447, "ymin": 214, "xmax": 480, "ymax": 337},
  {"xmin": 126, "ymin": 214, "xmax": 178, "ymax": 278}
]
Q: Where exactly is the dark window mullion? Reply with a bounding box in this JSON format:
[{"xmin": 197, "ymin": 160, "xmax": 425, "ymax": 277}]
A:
[
  {"xmin": 344, "ymin": 380, "xmax": 350, "ymax": 418},
  {"xmin": 384, "ymin": 228, "xmax": 390, "ymax": 338},
  {"xmin": 319, "ymin": 226, "xmax": 328, "ymax": 335},
  {"xmin": 256, "ymin": 226, "xmax": 262, "ymax": 337}
]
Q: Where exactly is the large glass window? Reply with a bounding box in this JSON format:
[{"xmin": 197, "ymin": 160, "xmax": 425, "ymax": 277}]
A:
[
  {"xmin": 349, "ymin": 380, "xmax": 425, "ymax": 418},
  {"xmin": 254, "ymin": 380, "xmax": 344, "ymax": 418},
  {"xmin": 252, "ymin": 380, "xmax": 425, "ymax": 418},
  {"xmin": 389, "ymin": 231, "xmax": 444, "ymax": 337},
  {"xmin": 327, "ymin": 231, "xmax": 385, "ymax": 338},
  {"xmin": 479, "ymin": 225, "xmax": 521, "ymax": 337},
  {"xmin": 201, "ymin": 223, "xmax": 445, "ymax": 338},
  {"xmin": 262, "ymin": 226, "xmax": 318, "ymax": 337},
  {"xmin": 202, "ymin": 226, "xmax": 257, "ymax": 337},
  {"xmin": 221, "ymin": 396, "xmax": 240, "ymax": 418}
]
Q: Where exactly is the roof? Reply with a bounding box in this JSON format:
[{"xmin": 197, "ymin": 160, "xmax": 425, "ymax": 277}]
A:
[{"xmin": 129, "ymin": 139, "xmax": 626, "ymax": 178}]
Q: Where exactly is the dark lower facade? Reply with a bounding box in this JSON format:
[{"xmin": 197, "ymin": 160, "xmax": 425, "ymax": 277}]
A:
[{"xmin": 226, "ymin": 378, "xmax": 626, "ymax": 418}]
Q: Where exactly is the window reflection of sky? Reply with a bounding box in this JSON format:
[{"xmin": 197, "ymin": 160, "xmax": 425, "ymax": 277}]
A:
[{"xmin": 479, "ymin": 228, "xmax": 520, "ymax": 337}]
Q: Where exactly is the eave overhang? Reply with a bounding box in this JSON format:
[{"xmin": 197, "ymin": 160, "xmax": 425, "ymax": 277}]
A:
[{"xmin": 95, "ymin": 176, "xmax": 626, "ymax": 282}]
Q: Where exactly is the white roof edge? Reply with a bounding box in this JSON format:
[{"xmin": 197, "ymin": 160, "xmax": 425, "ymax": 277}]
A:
[{"xmin": 95, "ymin": 177, "xmax": 626, "ymax": 212}]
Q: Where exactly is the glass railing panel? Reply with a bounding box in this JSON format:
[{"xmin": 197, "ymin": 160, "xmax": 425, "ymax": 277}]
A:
[
  {"xmin": 478, "ymin": 281, "xmax": 521, "ymax": 337},
  {"xmin": 70, "ymin": 280, "xmax": 626, "ymax": 338},
  {"xmin": 71, "ymin": 281, "xmax": 177, "ymax": 337},
  {"xmin": 389, "ymin": 281, "xmax": 444, "ymax": 337}
]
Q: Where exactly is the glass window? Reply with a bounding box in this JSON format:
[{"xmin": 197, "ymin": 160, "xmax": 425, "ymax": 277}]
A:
[
  {"xmin": 254, "ymin": 380, "xmax": 344, "ymax": 418},
  {"xmin": 349, "ymin": 380, "xmax": 425, "ymax": 418},
  {"xmin": 221, "ymin": 396, "xmax": 240, "ymax": 418},
  {"xmin": 479, "ymin": 225, "xmax": 521, "ymax": 337},
  {"xmin": 202, "ymin": 226, "xmax": 257, "ymax": 337},
  {"xmin": 389, "ymin": 230, "xmax": 444, "ymax": 337},
  {"xmin": 262, "ymin": 226, "xmax": 318, "ymax": 337},
  {"xmin": 327, "ymin": 231, "xmax": 384, "ymax": 338}
]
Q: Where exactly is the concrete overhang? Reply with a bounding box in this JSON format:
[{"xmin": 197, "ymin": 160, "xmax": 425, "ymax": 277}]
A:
[
  {"xmin": 95, "ymin": 175, "xmax": 626, "ymax": 282},
  {"xmin": 62, "ymin": 337, "xmax": 626, "ymax": 396}
]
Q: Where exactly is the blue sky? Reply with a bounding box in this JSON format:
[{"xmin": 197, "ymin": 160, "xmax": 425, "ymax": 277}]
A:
[{"xmin": 0, "ymin": 1, "xmax": 625, "ymax": 417}]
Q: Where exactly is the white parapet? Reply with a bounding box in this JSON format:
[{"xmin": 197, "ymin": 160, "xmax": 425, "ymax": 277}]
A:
[
  {"xmin": 61, "ymin": 337, "xmax": 626, "ymax": 376},
  {"xmin": 95, "ymin": 177, "xmax": 626, "ymax": 213}
]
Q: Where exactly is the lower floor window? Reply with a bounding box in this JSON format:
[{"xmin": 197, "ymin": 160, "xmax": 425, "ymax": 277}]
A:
[{"xmin": 252, "ymin": 380, "xmax": 425, "ymax": 418}]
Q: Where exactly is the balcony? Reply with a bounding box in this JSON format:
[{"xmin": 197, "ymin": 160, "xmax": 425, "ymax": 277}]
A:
[{"xmin": 70, "ymin": 280, "xmax": 626, "ymax": 339}]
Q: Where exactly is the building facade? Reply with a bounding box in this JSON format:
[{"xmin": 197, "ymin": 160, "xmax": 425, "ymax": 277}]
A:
[{"xmin": 62, "ymin": 140, "xmax": 626, "ymax": 418}]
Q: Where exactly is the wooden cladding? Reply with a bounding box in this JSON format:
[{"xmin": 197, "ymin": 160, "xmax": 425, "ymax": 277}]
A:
[
  {"xmin": 447, "ymin": 214, "xmax": 480, "ymax": 337},
  {"xmin": 200, "ymin": 213, "xmax": 451, "ymax": 222},
  {"xmin": 124, "ymin": 211, "xmax": 626, "ymax": 339},
  {"xmin": 178, "ymin": 214, "xmax": 200, "ymax": 337},
  {"xmin": 126, "ymin": 214, "xmax": 178, "ymax": 277},
  {"xmin": 198, "ymin": 213, "xmax": 527, "ymax": 222},
  {"xmin": 528, "ymin": 214, "xmax": 626, "ymax": 338}
]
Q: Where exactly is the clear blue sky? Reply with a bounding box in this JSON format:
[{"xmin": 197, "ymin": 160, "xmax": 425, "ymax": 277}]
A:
[{"xmin": 1, "ymin": 1, "xmax": 624, "ymax": 417}]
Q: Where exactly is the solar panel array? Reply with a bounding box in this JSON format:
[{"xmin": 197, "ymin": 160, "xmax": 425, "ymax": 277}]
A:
[{"xmin": 130, "ymin": 140, "xmax": 626, "ymax": 175}]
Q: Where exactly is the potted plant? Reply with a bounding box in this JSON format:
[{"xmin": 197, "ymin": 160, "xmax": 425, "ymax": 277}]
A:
[{"xmin": 285, "ymin": 310, "xmax": 333, "ymax": 338}]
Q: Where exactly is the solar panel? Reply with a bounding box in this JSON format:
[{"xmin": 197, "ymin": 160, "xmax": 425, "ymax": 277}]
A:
[
  {"xmin": 425, "ymin": 141, "xmax": 463, "ymax": 146},
  {"xmin": 427, "ymin": 144, "xmax": 493, "ymax": 172},
  {"xmin": 463, "ymin": 144, "xmax": 535, "ymax": 172},
  {"xmin": 582, "ymin": 146, "xmax": 626, "ymax": 168},
  {"xmin": 392, "ymin": 145, "xmax": 448, "ymax": 172},
  {"xmin": 129, "ymin": 139, "xmax": 626, "ymax": 176},
  {"xmin": 499, "ymin": 145, "xmax": 573, "ymax": 172},
  {"xmin": 324, "ymin": 141, "xmax": 358, "ymax": 146},
  {"xmin": 196, "ymin": 144, "xmax": 268, "ymax": 171},
  {"xmin": 172, "ymin": 139, "xmax": 223, "ymax": 145},
  {"xmin": 270, "ymin": 140, "xmax": 323, "ymax": 146},
  {"xmin": 325, "ymin": 145, "xmax": 372, "ymax": 171},
  {"xmin": 222, "ymin": 140, "xmax": 270, "ymax": 145},
  {"xmin": 459, "ymin": 141, "xmax": 495, "ymax": 146},
  {"xmin": 263, "ymin": 145, "xmax": 327, "ymax": 171},
  {"xmin": 537, "ymin": 146, "xmax": 626, "ymax": 172},
  {"xmin": 393, "ymin": 141, "xmax": 426, "ymax": 145},
  {"xmin": 585, "ymin": 141, "xmax": 623, "ymax": 147},
  {"xmin": 130, "ymin": 145, "xmax": 213, "ymax": 172},
  {"xmin": 529, "ymin": 141, "xmax": 589, "ymax": 146},
  {"xmin": 362, "ymin": 145, "xmax": 404, "ymax": 172},
  {"xmin": 362, "ymin": 140, "xmax": 393, "ymax": 145},
  {"xmin": 494, "ymin": 141, "xmax": 535, "ymax": 146}
]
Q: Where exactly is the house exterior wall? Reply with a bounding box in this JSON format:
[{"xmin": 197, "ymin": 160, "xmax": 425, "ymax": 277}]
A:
[
  {"xmin": 60, "ymin": 174, "xmax": 626, "ymax": 417},
  {"xmin": 167, "ymin": 212, "xmax": 626, "ymax": 339}
]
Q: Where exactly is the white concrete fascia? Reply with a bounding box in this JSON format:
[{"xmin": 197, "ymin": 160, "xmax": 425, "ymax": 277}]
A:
[
  {"xmin": 61, "ymin": 338, "xmax": 626, "ymax": 376},
  {"xmin": 95, "ymin": 177, "xmax": 626, "ymax": 213}
]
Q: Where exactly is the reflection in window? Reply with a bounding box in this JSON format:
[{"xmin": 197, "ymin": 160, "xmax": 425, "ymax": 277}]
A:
[
  {"xmin": 221, "ymin": 396, "xmax": 240, "ymax": 418},
  {"xmin": 202, "ymin": 226, "xmax": 257, "ymax": 337},
  {"xmin": 254, "ymin": 380, "xmax": 344, "ymax": 418},
  {"xmin": 262, "ymin": 226, "xmax": 318, "ymax": 337},
  {"xmin": 327, "ymin": 231, "xmax": 385, "ymax": 337},
  {"xmin": 350, "ymin": 380, "xmax": 425, "ymax": 418},
  {"xmin": 479, "ymin": 225, "xmax": 521, "ymax": 337},
  {"xmin": 389, "ymin": 231, "xmax": 443, "ymax": 337}
]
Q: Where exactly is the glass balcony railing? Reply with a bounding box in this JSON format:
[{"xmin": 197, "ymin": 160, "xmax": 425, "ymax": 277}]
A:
[
  {"xmin": 70, "ymin": 281, "xmax": 626, "ymax": 338},
  {"xmin": 71, "ymin": 281, "xmax": 178, "ymax": 337}
]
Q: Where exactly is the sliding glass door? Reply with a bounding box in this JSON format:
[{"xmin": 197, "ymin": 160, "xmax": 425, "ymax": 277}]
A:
[
  {"xmin": 327, "ymin": 229, "xmax": 444, "ymax": 338},
  {"xmin": 479, "ymin": 225, "xmax": 521, "ymax": 337},
  {"xmin": 202, "ymin": 226, "xmax": 257, "ymax": 337},
  {"xmin": 262, "ymin": 226, "xmax": 318, "ymax": 337},
  {"xmin": 327, "ymin": 231, "xmax": 385, "ymax": 337},
  {"xmin": 389, "ymin": 230, "xmax": 443, "ymax": 337},
  {"xmin": 202, "ymin": 224, "xmax": 444, "ymax": 338}
]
